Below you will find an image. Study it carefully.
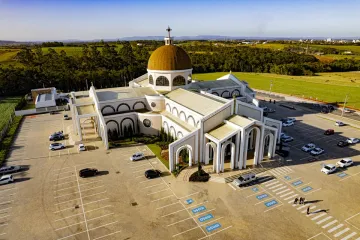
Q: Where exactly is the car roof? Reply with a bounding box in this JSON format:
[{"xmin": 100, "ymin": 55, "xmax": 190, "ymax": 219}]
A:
[
  {"xmin": 325, "ymin": 164, "xmax": 336, "ymax": 167},
  {"xmin": 342, "ymin": 158, "xmax": 352, "ymax": 161},
  {"xmin": 0, "ymin": 175, "xmax": 12, "ymax": 179}
]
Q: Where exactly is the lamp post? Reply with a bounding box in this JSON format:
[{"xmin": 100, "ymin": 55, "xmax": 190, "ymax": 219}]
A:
[
  {"xmin": 269, "ymin": 80, "xmax": 273, "ymax": 101},
  {"xmin": 341, "ymin": 93, "xmax": 349, "ymax": 117}
]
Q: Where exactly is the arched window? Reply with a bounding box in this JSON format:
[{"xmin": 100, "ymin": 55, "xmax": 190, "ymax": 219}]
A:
[
  {"xmin": 156, "ymin": 76, "xmax": 169, "ymax": 86},
  {"xmin": 149, "ymin": 75, "xmax": 153, "ymax": 85},
  {"xmin": 173, "ymin": 75, "xmax": 186, "ymax": 86}
]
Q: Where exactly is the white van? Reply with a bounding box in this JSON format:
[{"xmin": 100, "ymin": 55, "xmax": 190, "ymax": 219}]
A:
[{"xmin": 232, "ymin": 173, "xmax": 257, "ymax": 187}]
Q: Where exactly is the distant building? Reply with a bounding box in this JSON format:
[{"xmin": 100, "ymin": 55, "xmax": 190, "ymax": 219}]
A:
[
  {"xmin": 343, "ymin": 51, "xmax": 353, "ymax": 55},
  {"xmin": 326, "ymin": 38, "xmax": 332, "ymax": 42},
  {"xmin": 31, "ymin": 87, "xmax": 56, "ymax": 104},
  {"xmin": 136, "ymin": 43, "xmax": 143, "ymax": 46}
]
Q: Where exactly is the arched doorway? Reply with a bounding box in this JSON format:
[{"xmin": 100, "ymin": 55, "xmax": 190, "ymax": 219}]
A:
[
  {"xmin": 175, "ymin": 145, "xmax": 193, "ymax": 167},
  {"xmin": 205, "ymin": 142, "xmax": 217, "ymax": 166},
  {"xmin": 263, "ymin": 133, "xmax": 275, "ymax": 158},
  {"xmin": 220, "ymin": 141, "xmax": 235, "ymax": 172},
  {"xmin": 244, "ymin": 127, "xmax": 261, "ymax": 168}
]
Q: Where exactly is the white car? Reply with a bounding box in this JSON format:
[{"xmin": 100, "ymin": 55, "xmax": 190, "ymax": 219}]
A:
[
  {"xmin": 0, "ymin": 175, "xmax": 14, "ymax": 185},
  {"xmin": 343, "ymin": 108, "xmax": 351, "ymax": 113},
  {"xmin": 337, "ymin": 158, "xmax": 353, "ymax": 168},
  {"xmin": 310, "ymin": 147, "xmax": 325, "ymax": 156},
  {"xmin": 0, "ymin": 166, "xmax": 21, "ymax": 175},
  {"xmin": 335, "ymin": 121, "xmax": 345, "ymax": 126},
  {"xmin": 282, "ymin": 121, "xmax": 294, "ymax": 127},
  {"xmin": 130, "ymin": 152, "xmax": 145, "ymax": 161},
  {"xmin": 346, "ymin": 138, "xmax": 359, "ymax": 144},
  {"xmin": 281, "ymin": 135, "xmax": 294, "ymax": 143},
  {"xmin": 321, "ymin": 164, "xmax": 337, "ymax": 175},
  {"xmin": 78, "ymin": 144, "xmax": 86, "ymax": 151},
  {"xmin": 49, "ymin": 143, "xmax": 65, "ymax": 150},
  {"xmin": 301, "ymin": 143, "xmax": 316, "ymax": 152},
  {"xmin": 232, "ymin": 173, "xmax": 257, "ymax": 187},
  {"xmin": 287, "ymin": 117, "xmax": 296, "ymax": 123}
]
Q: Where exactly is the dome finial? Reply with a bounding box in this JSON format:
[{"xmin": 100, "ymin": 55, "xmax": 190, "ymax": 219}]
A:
[{"xmin": 166, "ymin": 26, "xmax": 172, "ymax": 38}]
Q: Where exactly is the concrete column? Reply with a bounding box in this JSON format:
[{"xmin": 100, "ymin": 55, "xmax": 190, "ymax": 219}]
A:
[
  {"xmin": 169, "ymin": 146, "xmax": 174, "ymax": 172},
  {"xmin": 216, "ymin": 143, "xmax": 221, "ymax": 173},
  {"xmin": 239, "ymin": 130, "xmax": 246, "ymax": 170},
  {"xmin": 243, "ymin": 131, "xmax": 249, "ymax": 169},
  {"xmin": 253, "ymin": 128, "xmax": 261, "ymax": 166},
  {"xmin": 235, "ymin": 132, "xmax": 240, "ymax": 169},
  {"xmin": 249, "ymin": 131, "xmax": 254, "ymax": 150},
  {"xmin": 189, "ymin": 149, "xmax": 193, "ymax": 167},
  {"xmin": 258, "ymin": 126, "xmax": 265, "ymax": 164},
  {"xmin": 76, "ymin": 116, "xmax": 82, "ymax": 140}
]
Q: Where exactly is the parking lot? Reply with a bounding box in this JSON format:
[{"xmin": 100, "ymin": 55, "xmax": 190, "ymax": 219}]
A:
[{"xmin": 3, "ymin": 102, "xmax": 360, "ymax": 240}]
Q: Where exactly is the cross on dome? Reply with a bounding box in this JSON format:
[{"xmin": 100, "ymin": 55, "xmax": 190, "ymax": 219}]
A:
[{"xmin": 166, "ymin": 26, "xmax": 172, "ymax": 38}]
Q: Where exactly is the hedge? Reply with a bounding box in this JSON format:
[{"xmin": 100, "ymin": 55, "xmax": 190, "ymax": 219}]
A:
[{"xmin": 0, "ymin": 116, "xmax": 23, "ymax": 165}]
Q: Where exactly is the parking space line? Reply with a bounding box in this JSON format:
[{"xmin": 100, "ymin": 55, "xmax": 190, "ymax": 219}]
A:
[
  {"xmin": 82, "ymin": 191, "xmax": 107, "ymax": 198},
  {"xmin": 156, "ymin": 202, "xmax": 180, "ymax": 210},
  {"xmin": 54, "ymin": 205, "xmax": 80, "ymax": 213},
  {"xmin": 255, "ymin": 198, "xmax": 272, "ymax": 205},
  {"xmin": 80, "ymin": 185, "xmax": 104, "ymax": 193},
  {"xmin": 139, "ymin": 178, "xmax": 159, "ymax": 184},
  {"xmin": 264, "ymin": 203, "xmax": 283, "ymax": 213},
  {"xmin": 54, "ymin": 185, "xmax": 77, "ymax": 192},
  {"xmin": 54, "ymin": 213, "xmax": 83, "ymax": 222},
  {"xmin": 89, "ymin": 221, "xmax": 118, "ymax": 231},
  {"xmin": 55, "ymin": 170, "xmax": 75, "ymax": 175},
  {"xmin": 179, "ymin": 192, "xmax": 200, "ymax": 199},
  {"xmin": 87, "ymin": 213, "xmax": 114, "ymax": 222},
  {"xmin": 304, "ymin": 188, "xmax": 322, "ymax": 195},
  {"xmin": 75, "ymin": 161, "xmax": 96, "ymax": 167},
  {"xmin": 247, "ymin": 191, "xmax": 266, "ymax": 198},
  {"xmin": 57, "ymin": 230, "xmax": 87, "ymax": 240},
  {"xmin": 197, "ymin": 226, "xmax": 233, "ymax": 240},
  {"xmin": 83, "ymin": 198, "xmax": 109, "ymax": 206},
  {"xmin": 147, "ymin": 188, "xmax": 170, "ymax": 196},
  {"xmin": 85, "ymin": 205, "xmax": 112, "ymax": 214},
  {"xmin": 130, "ymin": 163, "xmax": 151, "ymax": 168},
  {"xmin": 143, "ymin": 183, "xmax": 165, "ymax": 189},
  {"xmin": 53, "ymin": 175, "xmax": 75, "ymax": 181},
  {"xmin": 295, "ymin": 182, "xmax": 311, "ymax": 188},
  {"xmin": 167, "ymin": 216, "xmax": 193, "ymax": 227},
  {"xmin": 55, "ymin": 221, "xmax": 85, "ymax": 231},
  {"xmin": 161, "ymin": 209, "xmax": 186, "ymax": 217},
  {"xmin": 92, "ymin": 230, "xmax": 122, "ymax": 240},
  {"xmin": 186, "ymin": 201, "xmax": 209, "ymax": 210},
  {"xmin": 151, "ymin": 195, "xmax": 175, "ymax": 202},
  {"xmin": 54, "ymin": 191, "xmax": 79, "ymax": 199},
  {"xmin": 79, "ymin": 180, "xmax": 102, "ymax": 186},
  {"xmin": 172, "ymin": 225, "xmax": 201, "ymax": 237},
  {"xmin": 54, "ymin": 198, "xmax": 80, "ymax": 205},
  {"xmin": 54, "ymin": 180, "xmax": 77, "ymax": 187}
]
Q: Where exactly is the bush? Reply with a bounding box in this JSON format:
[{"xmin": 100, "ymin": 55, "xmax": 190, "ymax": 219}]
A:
[
  {"xmin": 133, "ymin": 135, "xmax": 159, "ymax": 144},
  {"xmin": 189, "ymin": 169, "xmax": 210, "ymax": 182},
  {"xmin": 157, "ymin": 141, "xmax": 169, "ymax": 150},
  {"xmin": 0, "ymin": 116, "xmax": 23, "ymax": 165}
]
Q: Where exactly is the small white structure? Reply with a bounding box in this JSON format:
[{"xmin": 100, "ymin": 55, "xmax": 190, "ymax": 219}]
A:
[
  {"xmin": 69, "ymin": 27, "xmax": 282, "ymax": 174},
  {"xmin": 35, "ymin": 92, "xmax": 56, "ymax": 108}
]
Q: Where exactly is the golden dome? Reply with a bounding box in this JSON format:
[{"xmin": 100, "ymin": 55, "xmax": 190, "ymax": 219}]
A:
[{"xmin": 148, "ymin": 45, "xmax": 192, "ymax": 71}]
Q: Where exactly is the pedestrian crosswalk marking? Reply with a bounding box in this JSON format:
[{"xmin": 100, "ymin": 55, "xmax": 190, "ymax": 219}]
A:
[
  {"xmin": 276, "ymin": 189, "xmax": 290, "ymax": 195},
  {"xmin": 322, "ymin": 220, "xmax": 338, "ymax": 228},
  {"xmin": 328, "ymin": 224, "xmax": 344, "ymax": 233},
  {"xmin": 280, "ymin": 191, "xmax": 294, "ymax": 198},
  {"xmin": 285, "ymin": 194, "xmax": 298, "ymax": 201},
  {"xmin": 311, "ymin": 213, "xmax": 327, "ymax": 220},
  {"xmin": 316, "ymin": 216, "xmax": 333, "ymax": 224},
  {"xmin": 302, "ymin": 206, "xmax": 316, "ymax": 213},
  {"xmin": 341, "ymin": 232, "xmax": 357, "ymax": 240},
  {"xmin": 264, "ymin": 181, "xmax": 279, "ymax": 187},
  {"xmin": 268, "ymin": 184, "xmax": 283, "ymax": 190},
  {"xmin": 334, "ymin": 228, "xmax": 350, "ymax": 237},
  {"xmin": 296, "ymin": 204, "xmax": 308, "ymax": 210},
  {"xmin": 272, "ymin": 186, "xmax": 287, "ymax": 192}
]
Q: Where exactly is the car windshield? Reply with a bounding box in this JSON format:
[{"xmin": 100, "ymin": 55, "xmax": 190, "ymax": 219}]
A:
[
  {"xmin": 324, "ymin": 166, "xmax": 331, "ymax": 170},
  {"xmin": 238, "ymin": 177, "xmax": 244, "ymax": 181},
  {"xmin": 340, "ymin": 160, "xmax": 346, "ymax": 163}
]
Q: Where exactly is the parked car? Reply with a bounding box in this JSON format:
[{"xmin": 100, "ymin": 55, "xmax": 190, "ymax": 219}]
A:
[
  {"xmin": 50, "ymin": 111, "xmax": 56, "ymax": 115},
  {"xmin": 49, "ymin": 143, "xmax": 65, "ymax": 150},
  {"xmin": 130, "ymin": 152, "xmax": 145, "ymax": 161},
  {"xmin": 49, "ymin": 131, "xmax": 64, "ymax": 141},
  {"xmin": 337, "ymin": 158, "xmax": 353, "ymax": 168},
  {"xmin": 321, "ymin": 164, "xmax": 337, "ymax": 175},
  {"xmin": 0, "ymin": 175, "xmax": 14, "ymax": 185},
  {"xmin": 324, "ymin": 129, "xmax": 334, "ymax": 135},
  {"xmin": 282, "ymin": 121, "xmax": 294, "ymax": 127},
  {"xmin": 301, "ymin": 143, "xmax": 316, "ymax": 152},
  {"xmin": 145, "ymin": 169, "xmax": 161, "ymax": 179},
  {"xmin": 281, "ymin": 135, "xmax": 294, "ymax": 143},
  {"xmin": 78, "ymin": 144, "xmax": 86, "ymax": 151},
  {"xmin": 346, "ymin": 138, "xmax": 359, "ymax": 144},
  {"xmin": 337, "ymin": 140, "xmax": 349, "ymax": 148},
  {"xmin": 310, "ymin": 147, "xmax": 325, "ymax": 156},
  {"xmin": 0, "ymin": 166, "xmax": 21, "ymax": 175},
  {"xmin": 335, "ymin": 121, "xmax": 345, "ymax": 126},
  {"xmin": 287, "ymin": 117, "xmax": 296, "ymax": 123},
  {"xmin": 343, "ymin": 108, "xmax": 352, "ymax": 113},
  {"xmin": 232, "ymin": 173, "xmax": 257, "ymax": 187},
  {"xmin": 79, "ymin": 168, "xmax": 98, "ymax": 178},
  {"xmin": 63, "ymin": 114, "xmax": 70, "ymax": 120}
]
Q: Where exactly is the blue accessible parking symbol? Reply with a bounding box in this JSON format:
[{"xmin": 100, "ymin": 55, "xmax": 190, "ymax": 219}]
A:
[
  {"xmin": 337, "ymin": 172, "xmax": 348, "ymax": 178},
  {"xmin": 265, "ymin": 200, "xmax": 278, "ymax": 207},
  {"xmin": 284, "ymin": 176, "xmax": 291, "ymax": 181},
  {"xmin": 192, "ymin": 206, "xmax": 206, "ymax": 214},
  {"xmin": 252, "ymin": 187, "xmax": 259, "ymax": 192},
  {"xmin": 301, "ymin": 186, "xmax": 313, "ymax": 192},
  {"xmin": 186, "ymin": 199, "xmax": 194, "ymax": 205},
  {"xmin": 292, "ymin": 180, "xmax": 303, "ymax": 186},
  {"xmin": 206, "ymin": 223, "xmax": 221, "ymax": 232},
  {"xmin": 256, "ymin": 193, "xmax": 269, "ymax": 200},
  {"xmin": 198, "ymin": 214, "xmax": 213, "ymax": 222}
]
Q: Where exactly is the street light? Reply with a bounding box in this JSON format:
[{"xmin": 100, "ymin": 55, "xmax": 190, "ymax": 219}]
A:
[{"xmin": 341, "ymin": 93, "xmax": 349, "ymax": 117}]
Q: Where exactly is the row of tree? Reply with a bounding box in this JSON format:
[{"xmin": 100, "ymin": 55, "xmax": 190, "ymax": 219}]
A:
[{"xmin": 0, "ymin": 42, "xmax": 360, "ymax": 96}]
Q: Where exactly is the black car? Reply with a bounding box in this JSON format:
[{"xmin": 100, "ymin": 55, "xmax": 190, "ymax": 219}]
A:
[
  {"xmin": 49, "ymin": 134, "xmax": 65, "ymax": 141},
  {"xmin": 145, "ymin": 169, "xmax": 161, "ymax": 179},
  {"xmin": 337, "ymin": 141, "xmax": 349, "ymax": 148},
  {"xmin": 79, "ymin": 168, "xmax": 98, "ymax": 178}
]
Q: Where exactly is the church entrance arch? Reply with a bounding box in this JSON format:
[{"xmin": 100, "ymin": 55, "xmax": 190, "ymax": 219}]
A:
[
  {"xmin": 244, "ymin": 127, "xmax": 261, "ymax": 167},
  {"xmin": 175, "ymin": 145, "xmax": 193, "ymax": 168},
  {"xmin": 263, "ymin": 133, "xmax": 275, "ymax": 158},
  {"xmin": 205, "ymin": 142, "xmax": 216, "ymax": 166},
  {"xmin": 220, "ymin": 141, "xmax": 235, "ymax": 172}
]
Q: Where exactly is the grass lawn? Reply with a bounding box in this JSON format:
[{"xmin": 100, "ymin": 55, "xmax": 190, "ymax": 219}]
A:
[
  {"xmin": 193, "ymin": 72, "xmax": 360, "ymax": 109},
  {"xmin": 0, "ymin": 96, "xmax": 22, "ymax": 132},
  {"xmin": 147, "ymin": 144, "xmax": 169, "ymax": 169}
]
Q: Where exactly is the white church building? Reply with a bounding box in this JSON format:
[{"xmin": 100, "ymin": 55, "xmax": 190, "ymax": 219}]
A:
[{"xmin": 69, "ymin": 28, "xmax": 282, "ymax": 174}]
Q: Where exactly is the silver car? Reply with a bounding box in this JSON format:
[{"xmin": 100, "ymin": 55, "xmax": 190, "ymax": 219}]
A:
[
  {"xmin": 0, "ymin": 166, "xmax": 21, "ymax": 175},
  {"xmin": 49, "ymin": 143, "xmax": 65, "ymax": 150},
  {"xmin": 0, "ymin": 175, "xmax": 14, "ymax": 185}
]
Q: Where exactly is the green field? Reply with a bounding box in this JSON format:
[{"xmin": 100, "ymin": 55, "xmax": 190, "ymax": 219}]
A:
[
  {"xmin": 193, "ymin": 72, "xmax": 360, "ymax": 109},
  {"xmin": 0, "ymin": 96, "xmax": 22, "ymax": 133}
]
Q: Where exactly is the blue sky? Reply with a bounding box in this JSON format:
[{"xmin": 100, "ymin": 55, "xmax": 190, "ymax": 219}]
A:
[{"xmin": 1, "ymin": 0, "xmax": 360, "ymax": 41}]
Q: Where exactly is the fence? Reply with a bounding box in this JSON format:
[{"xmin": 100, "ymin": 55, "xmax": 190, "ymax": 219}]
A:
[{"xmin": 15, "ymin": 105, "xmax": 69, "ymax": 116}]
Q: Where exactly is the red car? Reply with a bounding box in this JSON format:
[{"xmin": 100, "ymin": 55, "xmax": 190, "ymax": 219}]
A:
[{"xmin": 324, "ymin": 129, "xmax": 334, "ymax": 135}]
